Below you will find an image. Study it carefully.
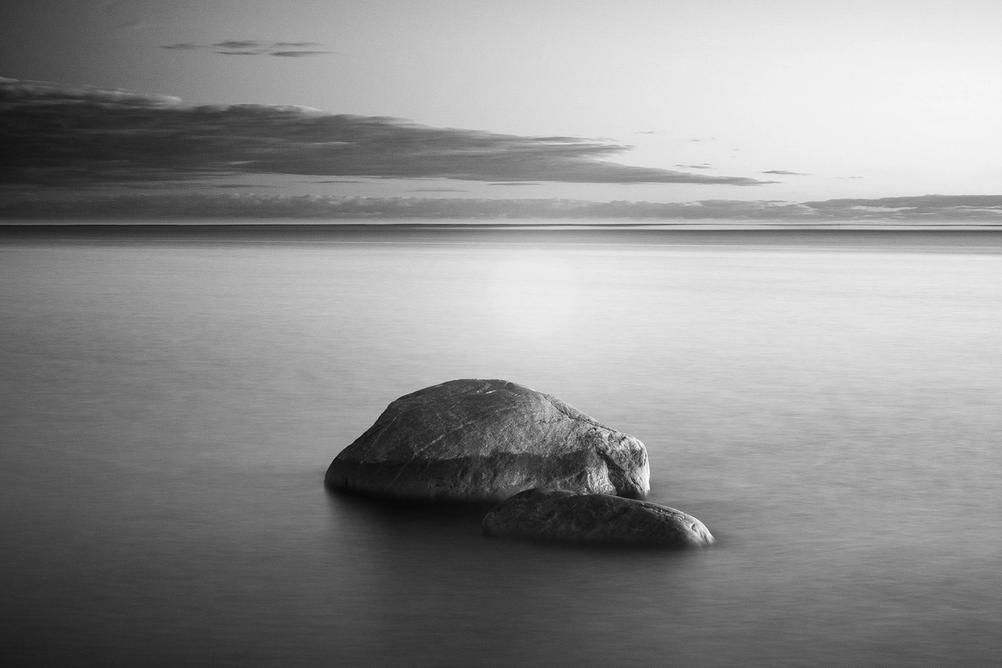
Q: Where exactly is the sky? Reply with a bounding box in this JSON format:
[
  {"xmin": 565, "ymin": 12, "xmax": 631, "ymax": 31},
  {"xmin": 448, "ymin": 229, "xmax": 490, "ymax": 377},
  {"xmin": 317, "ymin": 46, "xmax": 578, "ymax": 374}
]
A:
[{"xmin": 2, "ymin": 0, "xmax": 1002, "ymax": 222}]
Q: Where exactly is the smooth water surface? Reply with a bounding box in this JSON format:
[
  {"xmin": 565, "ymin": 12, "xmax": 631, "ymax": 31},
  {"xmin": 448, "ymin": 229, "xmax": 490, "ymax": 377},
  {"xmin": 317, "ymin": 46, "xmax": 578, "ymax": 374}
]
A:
[{"xmin": 2, "ymin": 229, "xmax": 1001, "ymax": 666}]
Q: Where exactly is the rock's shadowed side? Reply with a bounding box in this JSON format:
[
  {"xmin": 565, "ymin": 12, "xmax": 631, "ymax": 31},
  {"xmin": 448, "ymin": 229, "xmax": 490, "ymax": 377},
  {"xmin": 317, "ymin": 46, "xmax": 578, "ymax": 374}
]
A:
[
  {"xmin": 325, "ymin": 379, "xmax": 650, "ymax": 502},
  {"xmin": 482, "ymin": 489, "xmax": 714, "ymax": 547}
]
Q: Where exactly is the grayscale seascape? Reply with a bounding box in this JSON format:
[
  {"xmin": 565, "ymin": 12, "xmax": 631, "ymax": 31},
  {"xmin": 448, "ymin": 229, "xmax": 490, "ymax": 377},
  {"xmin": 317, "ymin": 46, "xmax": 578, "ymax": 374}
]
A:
[
  {"xmin": 2, "ymin": 226, "xmax": 1000, "ymax": 666},
  {"xmin": 6, "ymin": 1, "xmax": 1002, "ymax": 664}
]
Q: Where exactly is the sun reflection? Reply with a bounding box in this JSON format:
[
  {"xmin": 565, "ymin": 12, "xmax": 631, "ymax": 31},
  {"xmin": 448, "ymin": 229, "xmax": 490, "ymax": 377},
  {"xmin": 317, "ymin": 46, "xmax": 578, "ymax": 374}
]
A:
[{"xmin": 485, "ymin": 250, "xmax": 579, "ymax": 339}]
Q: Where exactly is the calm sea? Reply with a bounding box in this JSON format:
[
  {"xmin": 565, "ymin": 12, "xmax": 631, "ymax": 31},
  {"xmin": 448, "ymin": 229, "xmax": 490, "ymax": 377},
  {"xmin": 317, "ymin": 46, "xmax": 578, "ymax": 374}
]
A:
[{"xmin": 2, "ymin": 225, "xmax": 1000, "ymax": 666}]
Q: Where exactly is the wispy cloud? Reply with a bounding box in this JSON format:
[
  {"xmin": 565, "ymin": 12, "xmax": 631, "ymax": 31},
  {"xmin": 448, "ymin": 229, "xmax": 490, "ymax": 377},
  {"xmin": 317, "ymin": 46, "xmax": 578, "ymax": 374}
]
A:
[
  {"xmin": 162, "ymin": 40, "xmax": 334, "ymax": 57},
  {"xmin": 270, "ymin": 51, "xmax": 333, "ymax": 58},
  {"xmin": 0, "ymin": 78, "xmax": 771, "ymax": 187},
  {"xmin": 215, "ymin": 40, "xmax": 266, "ymax": 50},
  {"xmin": 762, "ymin": 169, "xmax": 809, "ymax": 176}
]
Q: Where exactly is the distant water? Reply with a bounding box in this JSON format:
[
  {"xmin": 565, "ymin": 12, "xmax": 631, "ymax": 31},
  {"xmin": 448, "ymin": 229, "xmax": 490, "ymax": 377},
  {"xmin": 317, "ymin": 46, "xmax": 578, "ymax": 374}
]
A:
[{"xmin": 2, "ymin": 226, "xmax": 1001, "ymax": 666}]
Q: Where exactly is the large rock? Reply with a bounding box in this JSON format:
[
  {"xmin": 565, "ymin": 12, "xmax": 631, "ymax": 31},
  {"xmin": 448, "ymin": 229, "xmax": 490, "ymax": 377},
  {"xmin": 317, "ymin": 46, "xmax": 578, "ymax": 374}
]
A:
[
  {"xmin": 482, "ymin": 488, "xmax": 714, "ymax": 547},
  {"xmin": 325, "ymin": 379, "xmax": 650, "ymax": 502}
]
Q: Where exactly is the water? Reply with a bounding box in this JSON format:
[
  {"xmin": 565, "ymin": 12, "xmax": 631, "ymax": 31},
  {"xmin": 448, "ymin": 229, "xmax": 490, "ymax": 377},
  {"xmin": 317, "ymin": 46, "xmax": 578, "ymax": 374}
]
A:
[{"xmin": 2, "ymin": 227, "xmax": 1001, "ymax": 666}]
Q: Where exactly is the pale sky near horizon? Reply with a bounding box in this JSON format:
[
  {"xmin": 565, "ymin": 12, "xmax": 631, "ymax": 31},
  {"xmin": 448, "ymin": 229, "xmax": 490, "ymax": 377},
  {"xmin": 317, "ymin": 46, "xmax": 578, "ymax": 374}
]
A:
[{"xmin": 3, "ymin": 0, "xmax": 1002, "ymax": 217}]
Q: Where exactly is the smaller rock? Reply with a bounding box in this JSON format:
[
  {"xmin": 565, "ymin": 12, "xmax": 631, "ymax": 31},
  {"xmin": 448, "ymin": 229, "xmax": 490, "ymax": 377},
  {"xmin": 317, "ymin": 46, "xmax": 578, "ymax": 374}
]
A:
[{"xmin": 482, "ymin": 489, "xmax": 714, "ymax": 547}]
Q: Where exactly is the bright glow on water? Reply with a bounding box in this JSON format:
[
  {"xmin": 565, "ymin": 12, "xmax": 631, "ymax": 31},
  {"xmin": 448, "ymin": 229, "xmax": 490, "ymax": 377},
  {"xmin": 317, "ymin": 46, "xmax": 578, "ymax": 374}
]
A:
[
  {"xmin": 1, "ymin": 231, "xmax": 1000, "ymax": 666},
  {"xmin": 486, "ymin": 249, "xmax": 580, "ymax": 339}
]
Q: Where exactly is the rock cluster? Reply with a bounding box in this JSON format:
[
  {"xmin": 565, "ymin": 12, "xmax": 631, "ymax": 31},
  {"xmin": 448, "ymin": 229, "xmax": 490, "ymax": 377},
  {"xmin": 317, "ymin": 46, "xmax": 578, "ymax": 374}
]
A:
[{"xmin": 325, "ymin": 378, "xmax": 713, "ymax": 547}]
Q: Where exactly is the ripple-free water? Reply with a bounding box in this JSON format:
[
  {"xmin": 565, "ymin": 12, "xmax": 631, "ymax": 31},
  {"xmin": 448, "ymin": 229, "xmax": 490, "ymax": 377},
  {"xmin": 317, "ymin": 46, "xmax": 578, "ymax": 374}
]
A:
[{"xmin": 2, "ymin": 230, "xmax": 1000, "ymax": 666}]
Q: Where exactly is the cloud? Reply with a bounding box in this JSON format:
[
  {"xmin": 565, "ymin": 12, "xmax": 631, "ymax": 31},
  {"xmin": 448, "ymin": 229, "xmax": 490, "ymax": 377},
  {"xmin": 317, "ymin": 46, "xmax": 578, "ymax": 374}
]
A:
[
  {"xmin": 762, "ymin": 169, "xmax": 809, "ymax": 176},
  {"xmin": 0, "ymin": 78, "xmax": 771, "ymax": 188},
  {"xmin": 162, "ymin": 40, "xmax": 335, "ymax": 57},
  {"xmin": 213, "ymin": 184, "xmax": 277, "ymax": 189},
  {"xmin": 0, "ymin": 76, "xmax": 181, "ymax": 107},
  {"xmin": 802, "ymin": 194, "xmax": 1002, "ymax": 218},
  {"xmin": 5, "ymin": 192, "xmax": 1002, "ymax": 223},
  {"xmin": 676, "ymin": 164, "xmax": 712, "ymax": 170},
  {"xmin": 270, "ymin": 51, "xmax": 333, "ymax": 57},
  {"xmin": 0, "ymin": 193, "xmax": 796, "ymax": 219},
  {"xmin": 214, "ymin": 40, "xmax": 265, "ymax": 50}
]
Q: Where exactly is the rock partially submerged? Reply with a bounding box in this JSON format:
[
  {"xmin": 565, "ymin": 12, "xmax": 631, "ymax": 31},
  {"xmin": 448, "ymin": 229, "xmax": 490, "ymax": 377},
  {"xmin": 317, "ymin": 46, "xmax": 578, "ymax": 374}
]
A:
[
  {"xmin": 482, "ymin": 488, "xmax": 714, "ymax": 547},
  {"xmin": 325, "ymin": 379, "xmax": 650, "ymax": 503}
]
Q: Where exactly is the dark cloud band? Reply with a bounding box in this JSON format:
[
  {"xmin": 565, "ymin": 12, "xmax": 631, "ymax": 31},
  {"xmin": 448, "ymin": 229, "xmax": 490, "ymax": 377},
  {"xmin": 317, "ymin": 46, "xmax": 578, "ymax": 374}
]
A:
[
  {"xmin": 162, "ymin": 40, "xmax": 333, "ymax": 57},
  {"xmin": 0, "ymin": 78, "xmax": 769, "ymax": 187}
]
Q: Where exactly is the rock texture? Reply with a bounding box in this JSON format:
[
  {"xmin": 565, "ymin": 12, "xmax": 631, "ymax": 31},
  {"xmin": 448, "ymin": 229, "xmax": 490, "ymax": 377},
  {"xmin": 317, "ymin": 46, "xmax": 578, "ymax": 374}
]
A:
[
  {"xmin": 325, "ymin": 379, "xmax": 650, "ymax": 502},
  {"xmin": 482, "ymin": 488, "xmax": 714, "ymax": 547}
]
